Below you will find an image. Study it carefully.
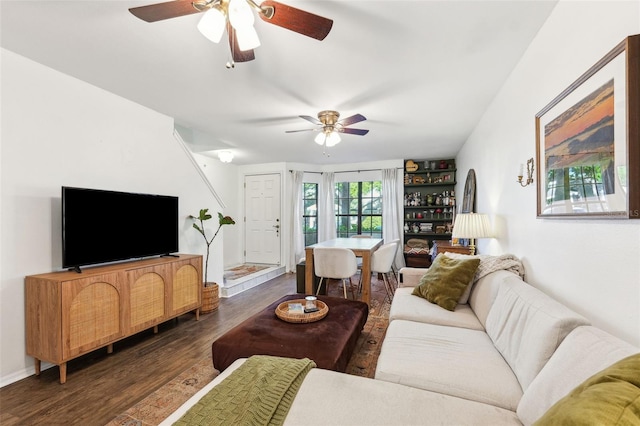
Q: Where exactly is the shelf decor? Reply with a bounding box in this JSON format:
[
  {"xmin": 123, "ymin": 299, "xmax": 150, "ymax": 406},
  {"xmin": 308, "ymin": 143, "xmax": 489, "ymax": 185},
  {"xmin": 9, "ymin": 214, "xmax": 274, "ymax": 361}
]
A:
[
  {"xmin": 403, "ymin": 158, "xmax": 457, "ymax": 267},
  {"xmin": 535, "ymin": 34, "xmax": 639, "ymax": 219}
]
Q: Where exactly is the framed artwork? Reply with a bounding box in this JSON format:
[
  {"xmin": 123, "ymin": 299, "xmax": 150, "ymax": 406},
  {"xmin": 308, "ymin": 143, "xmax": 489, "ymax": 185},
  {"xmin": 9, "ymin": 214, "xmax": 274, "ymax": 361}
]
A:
[{"xmin": 536, "ymin": 34, "xmax": 639, "ymax": 219}]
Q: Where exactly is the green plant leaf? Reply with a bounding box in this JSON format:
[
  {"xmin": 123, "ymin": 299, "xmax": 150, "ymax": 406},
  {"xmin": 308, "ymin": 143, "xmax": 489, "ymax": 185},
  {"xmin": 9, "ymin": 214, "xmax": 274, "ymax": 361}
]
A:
[
  {"xmin": 198, "ymin": 208, "xmax": 212, "ymax": 221},
  {"xmin": 218, "ymin": 212, "xmax": 236, "ymax": 225}
]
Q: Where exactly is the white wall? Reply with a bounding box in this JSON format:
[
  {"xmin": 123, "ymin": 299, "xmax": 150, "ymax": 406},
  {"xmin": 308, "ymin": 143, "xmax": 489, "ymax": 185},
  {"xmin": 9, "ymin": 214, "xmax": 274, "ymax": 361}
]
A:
[
  {"xmin": 456, "ymin": 0, "xmax": 640, "ymax": 346},
  {"xmin": 0, "ymin": 49, "xmax": 236, "ymax": 386},
  {"xmin": 192, "ymin": 153, "xmax": 243, "ymax": 271}
]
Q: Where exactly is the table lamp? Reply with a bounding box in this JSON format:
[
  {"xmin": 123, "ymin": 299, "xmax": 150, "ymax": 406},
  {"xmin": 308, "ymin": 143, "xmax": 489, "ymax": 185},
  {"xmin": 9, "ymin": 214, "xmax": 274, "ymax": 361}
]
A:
[{"xmin": 451, "ymin": 213, "xmax": 492, "ymax": 255}]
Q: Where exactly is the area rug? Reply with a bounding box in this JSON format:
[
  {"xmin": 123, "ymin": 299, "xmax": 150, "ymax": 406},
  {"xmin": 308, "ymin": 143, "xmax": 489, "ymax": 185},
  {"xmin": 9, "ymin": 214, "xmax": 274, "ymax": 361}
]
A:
[
  {"xmin": 107, "ymin": 275, "xmax": 391, "ymax": 426},
  {"xmin": 106, "ymin": 358, "xmax": 218, "ymax": 426},
  {"xmin": 223, "ymin": 264, "xmax": 270, "ymax": 281}
]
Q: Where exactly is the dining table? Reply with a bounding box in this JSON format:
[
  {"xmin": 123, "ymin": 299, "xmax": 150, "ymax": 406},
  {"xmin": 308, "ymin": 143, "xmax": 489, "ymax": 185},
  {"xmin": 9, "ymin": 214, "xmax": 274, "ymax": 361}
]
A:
[{"xmin": 305, "ymin": 237, "xmax": 384, "ymax": 306}]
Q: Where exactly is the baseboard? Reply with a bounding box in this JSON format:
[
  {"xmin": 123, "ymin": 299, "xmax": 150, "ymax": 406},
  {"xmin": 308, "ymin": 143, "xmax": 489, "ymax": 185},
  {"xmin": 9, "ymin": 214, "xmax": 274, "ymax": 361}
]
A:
[{"xmin": 0, "ymin": 361, "xmax": 55, "ymax": 388}]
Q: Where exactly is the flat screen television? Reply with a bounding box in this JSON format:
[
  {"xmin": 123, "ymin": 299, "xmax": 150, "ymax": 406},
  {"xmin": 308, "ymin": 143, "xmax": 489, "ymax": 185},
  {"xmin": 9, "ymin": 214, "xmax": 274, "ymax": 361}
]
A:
[{"xmin": 62, "ymin": 186, "xmax": 179, "ymax": 270}]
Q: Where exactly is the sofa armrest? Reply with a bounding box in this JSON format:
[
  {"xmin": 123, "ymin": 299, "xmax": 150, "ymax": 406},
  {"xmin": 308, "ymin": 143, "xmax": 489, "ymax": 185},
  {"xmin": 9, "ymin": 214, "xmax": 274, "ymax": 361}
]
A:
[{"xmin": 398, "ymin": 267, "xmax": 428, "ymax": 288}]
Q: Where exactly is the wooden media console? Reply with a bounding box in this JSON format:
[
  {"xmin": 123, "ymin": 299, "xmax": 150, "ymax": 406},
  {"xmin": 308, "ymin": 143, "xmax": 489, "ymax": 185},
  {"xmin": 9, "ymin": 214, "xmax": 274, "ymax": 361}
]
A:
[{"xmin": 25, "ymin": 254, "xmax": 202, "ymax": 384}]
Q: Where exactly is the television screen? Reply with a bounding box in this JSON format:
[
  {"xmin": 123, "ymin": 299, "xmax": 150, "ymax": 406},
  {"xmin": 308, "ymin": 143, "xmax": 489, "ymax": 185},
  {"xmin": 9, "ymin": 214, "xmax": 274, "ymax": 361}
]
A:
[{"xmin": 62, "ymin": 186, "xmax": 179, "ymax": 269}]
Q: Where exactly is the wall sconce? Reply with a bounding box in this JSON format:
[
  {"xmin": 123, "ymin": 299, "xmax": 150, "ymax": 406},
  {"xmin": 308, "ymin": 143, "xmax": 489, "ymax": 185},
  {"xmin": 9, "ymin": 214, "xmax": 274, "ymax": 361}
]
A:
[
  {"xmin": 517, "ymin": 158, "xmax": 534, "ymax": 187},
  {"xmin": 218, "ymin": 151, "xmax": 234, "ymax": 163}
]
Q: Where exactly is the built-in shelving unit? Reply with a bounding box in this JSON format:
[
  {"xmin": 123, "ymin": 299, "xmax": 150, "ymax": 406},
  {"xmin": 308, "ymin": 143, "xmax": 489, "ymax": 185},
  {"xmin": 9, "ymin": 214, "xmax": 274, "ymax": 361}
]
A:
[{"xmin": 403, "ymin": 159, "xmax": 457, "ymax": 267}]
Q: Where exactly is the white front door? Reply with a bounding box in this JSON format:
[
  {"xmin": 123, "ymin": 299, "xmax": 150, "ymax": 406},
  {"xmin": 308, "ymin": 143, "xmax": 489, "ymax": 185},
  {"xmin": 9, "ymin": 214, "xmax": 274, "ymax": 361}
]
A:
[{"xmin": 244, "ymin": 173, "xmax": 281, "ymax": 264}]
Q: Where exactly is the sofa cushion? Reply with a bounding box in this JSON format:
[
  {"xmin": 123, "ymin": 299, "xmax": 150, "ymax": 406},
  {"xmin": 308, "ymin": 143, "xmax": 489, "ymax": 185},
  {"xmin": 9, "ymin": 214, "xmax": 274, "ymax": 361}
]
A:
[
  {"xmin": 412, "ymin": 254, "xmax": 480, "ymax": 311},
  {"xmin": 375, "ymin": 319, "xmax": 523, "ymax": 410},
  {"xmin": 517, "ymin": 326, "xmax": 639, "ymax": 425},
  {"xmin": 533, "ymin": 352, "xmax": 640, "ymax": 425},
  {"xmin": 286, "ymin": 367, "xmax": 521, "ymax": 425},
  {"xmin": 485, "ymin": 280, "xmax": 590, "ymax": 391},
  {"xmin": 162, "ymin": 358, "xmax": 522, "ymax": 426},
  {"xmin": 389, "ymin": 287, "xmax": 484, "ymax": 330},
  {"xmin": 468, "ymin": 270, "xmax": 520, "ymax": 328}
]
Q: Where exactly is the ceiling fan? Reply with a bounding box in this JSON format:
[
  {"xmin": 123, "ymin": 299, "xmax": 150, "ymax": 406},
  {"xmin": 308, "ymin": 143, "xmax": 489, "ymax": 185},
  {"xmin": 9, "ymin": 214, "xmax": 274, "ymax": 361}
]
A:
[
  {"xmin": 286, "ymin": 110, "xmax": 369, "ymax": 149},
  {"xmin": 128, "ymin": 0, "xmax": 333, "ymax": 64}
]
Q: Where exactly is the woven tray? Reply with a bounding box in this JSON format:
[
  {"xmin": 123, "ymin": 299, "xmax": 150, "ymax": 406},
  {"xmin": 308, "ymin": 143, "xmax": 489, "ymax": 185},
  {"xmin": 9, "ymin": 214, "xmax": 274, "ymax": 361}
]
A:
[{"xmin": 275, "ymin": 299, "xmax": 328, "ymax": 323}]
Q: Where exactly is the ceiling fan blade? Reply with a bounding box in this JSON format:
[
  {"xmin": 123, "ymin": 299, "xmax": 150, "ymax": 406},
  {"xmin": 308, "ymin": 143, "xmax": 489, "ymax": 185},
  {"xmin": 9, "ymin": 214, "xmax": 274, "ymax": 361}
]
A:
[
  {"xmin": 129, "ymin": 0, "xmax": 199, "ymax": 23},
  {"xmin": 285, "ymin": 129, "xmax": 316, "ymax": 133},
  {"xmin": 228, "ymin": 23, "xmax": 256, "ymax": 62},
  {"xmin": 340, "ymin": 128, "xmax": 369, "ymax": 136},
  {"xmin": 258, "ymin": 0, "xmax": 333, "ymax": 41},
  {"xmin": 338, "ymin": 113, "xmax": 367, "ymax": 127},
  {"xmin": 299, "ymin": 115, "xmax": 322, "ymax": 125}
]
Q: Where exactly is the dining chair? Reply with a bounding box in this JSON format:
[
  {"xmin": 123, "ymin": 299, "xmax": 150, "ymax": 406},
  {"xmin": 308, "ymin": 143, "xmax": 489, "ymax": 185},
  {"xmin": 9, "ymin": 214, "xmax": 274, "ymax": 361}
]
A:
[
  {"xmin": 313, "ymin": 247, "xmax": 358, "ymax": 299},
  {"xmin": 389, "ymin": 237, "xmax": 402, "ymax": 278},
  {"xmin": 361, "ymin": 241, "xmax": 399, "ymax": 302},
  {"xmin": 351, "ymin": 234, "xmax": 371, "ymax": 275}
]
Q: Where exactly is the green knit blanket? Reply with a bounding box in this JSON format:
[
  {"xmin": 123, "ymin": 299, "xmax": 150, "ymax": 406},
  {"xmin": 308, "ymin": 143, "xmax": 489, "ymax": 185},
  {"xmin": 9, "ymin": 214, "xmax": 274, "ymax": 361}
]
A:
[{"xmin": 173, "ymin": 355, "xmax": 316, "ymax": 426}]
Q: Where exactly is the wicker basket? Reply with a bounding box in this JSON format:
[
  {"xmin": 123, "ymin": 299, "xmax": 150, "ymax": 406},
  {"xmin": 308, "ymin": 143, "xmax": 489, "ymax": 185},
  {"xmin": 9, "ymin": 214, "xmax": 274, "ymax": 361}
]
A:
[
  {"xmin": 201, "ymin": 283, "xmax": 219, "ymax": 313},
  {"xmin": 275, "ymin": 299, "xmax": 328, "ymax": 323}
]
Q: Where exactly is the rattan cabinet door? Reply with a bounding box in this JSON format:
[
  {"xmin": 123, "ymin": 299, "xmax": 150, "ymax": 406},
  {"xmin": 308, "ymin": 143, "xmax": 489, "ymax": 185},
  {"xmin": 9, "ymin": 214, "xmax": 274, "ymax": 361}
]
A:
[
  {"xmin": 61, "ymin": 273, "xmax": 124, "ymax": 359},
  {"xmin": 124, "ymin": 265, "xmax": 169, "ymax": 334},
  {"xmin": 168, "ymin": 257, "xmax": 202, "ymax": 317}
]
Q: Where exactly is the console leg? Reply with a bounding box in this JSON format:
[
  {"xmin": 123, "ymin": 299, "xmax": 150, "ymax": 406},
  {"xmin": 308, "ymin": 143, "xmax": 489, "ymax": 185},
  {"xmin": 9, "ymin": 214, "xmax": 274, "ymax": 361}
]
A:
[
  {"xmin": 34, "ymin": 358, "xmax": 41, "ymax": 376},
  {"xmin": 59, "ymin": 363, "xmax": 67, "ymax": 384}
]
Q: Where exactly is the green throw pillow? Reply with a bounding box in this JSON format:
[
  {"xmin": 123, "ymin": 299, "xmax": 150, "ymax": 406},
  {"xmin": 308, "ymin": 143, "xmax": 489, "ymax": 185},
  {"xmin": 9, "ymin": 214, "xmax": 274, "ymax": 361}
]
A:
[
  {"xmin": 534, "ymin": 353, "xmax": 640, "ymax": 425},
  {"xmin": 412, "ymin": 254, "xmax": 480, "ymax": 311}
]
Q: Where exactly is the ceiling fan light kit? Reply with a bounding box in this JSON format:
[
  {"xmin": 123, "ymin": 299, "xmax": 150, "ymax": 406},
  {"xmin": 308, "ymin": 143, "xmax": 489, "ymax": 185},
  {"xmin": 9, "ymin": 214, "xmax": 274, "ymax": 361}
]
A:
[
  {"xmin": 315, "ymin": 130, "xmax": 341, "ymax": 147},
  {"xmin": 227, "ymin": 0, "xmax": 260, "ymax": 50},
  {"xmin": 287, "ymin": 110, "xmax": 369, "ymax": 153},
  {"xmin": 197, "ymin": 6, "xmax": 226, "ymax": 43},
  {"xmin": 129, "ymin": 0, "xmax": 333, "ymax": 64}
]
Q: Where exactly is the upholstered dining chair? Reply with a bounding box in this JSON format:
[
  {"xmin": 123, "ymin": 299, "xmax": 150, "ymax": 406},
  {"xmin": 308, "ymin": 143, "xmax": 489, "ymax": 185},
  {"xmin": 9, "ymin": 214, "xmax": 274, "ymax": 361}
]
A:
[
  {"xmin": 363, "ymin": 241, "xmax": 399, "ymax": 302},
  {"xmin": 314, "ymin": 247, "xmax": 358, "ymax": 299},
  {"xmin": 389, "ymin": 238, "xmax": 402, "ymax": 277},
  {"xmin": 351, "ymin": 234, "xmax": 371, "ymax": 275}
]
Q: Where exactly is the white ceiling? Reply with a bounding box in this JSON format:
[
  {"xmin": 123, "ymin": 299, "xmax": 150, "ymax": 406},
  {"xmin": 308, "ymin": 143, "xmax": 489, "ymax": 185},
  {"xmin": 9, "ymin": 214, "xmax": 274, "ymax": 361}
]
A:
[{"xmin": 1, "ymin": 0, "xmax": 558, "ymax": 165}]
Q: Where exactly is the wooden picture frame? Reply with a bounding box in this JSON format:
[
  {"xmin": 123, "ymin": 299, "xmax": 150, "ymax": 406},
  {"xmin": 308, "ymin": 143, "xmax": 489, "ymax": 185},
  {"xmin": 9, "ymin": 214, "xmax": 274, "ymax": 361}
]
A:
[{"xmin": 536, "ymin": 34, "xmax": 639, "ymax": 219}]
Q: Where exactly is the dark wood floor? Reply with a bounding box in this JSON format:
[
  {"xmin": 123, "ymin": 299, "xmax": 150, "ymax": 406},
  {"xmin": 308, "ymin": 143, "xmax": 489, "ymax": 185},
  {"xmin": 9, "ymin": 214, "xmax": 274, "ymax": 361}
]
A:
[{"xmin": 0, "ymin": 273, "xmax": 298, "ymax": 426}]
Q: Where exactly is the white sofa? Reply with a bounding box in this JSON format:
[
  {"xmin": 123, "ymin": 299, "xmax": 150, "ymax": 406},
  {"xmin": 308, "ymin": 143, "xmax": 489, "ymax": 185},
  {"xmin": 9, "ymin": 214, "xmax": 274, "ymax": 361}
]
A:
[{"xmin": 162, "ymin": 255, "xmax": 639, "ymax": 426}]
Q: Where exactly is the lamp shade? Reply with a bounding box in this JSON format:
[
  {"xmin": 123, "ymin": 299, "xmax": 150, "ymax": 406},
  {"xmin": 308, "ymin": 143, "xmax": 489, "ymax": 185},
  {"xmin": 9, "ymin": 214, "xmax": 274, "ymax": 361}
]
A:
[
  {"xmin": 235, "ymin": 25, "xmax": 261, "ymax": 51},
  {"xmin": 325, "ymin": 131, "xmax": 341, "ymax": 147},
  {"xmin": 197, "ymin": 6, "xmax": 226, "ymax": 43},
  {"xmin": 314, "ymin": 131, "xmax": 341, "ymax": 146},
  {"xmin": 452, "ymin": 213, "xmax": 492, "ymax": 239},
  {"xmin": 228, "ymin": 0, "xmax": 260, "ymax": 51}
]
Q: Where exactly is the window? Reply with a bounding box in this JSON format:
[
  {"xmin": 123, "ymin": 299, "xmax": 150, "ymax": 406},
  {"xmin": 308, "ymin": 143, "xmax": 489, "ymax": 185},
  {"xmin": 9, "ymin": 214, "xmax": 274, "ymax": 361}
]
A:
[
  {"xmin": 335, "ymin": 181, "xmax": 382, "ymax": 238},
  {"xmin": 545, "ymin": 165, "xmax": 609, "ymax": 213},
  {"xmin": 303, "ymin": 183, "xmax": 318, "ymax": 246}
]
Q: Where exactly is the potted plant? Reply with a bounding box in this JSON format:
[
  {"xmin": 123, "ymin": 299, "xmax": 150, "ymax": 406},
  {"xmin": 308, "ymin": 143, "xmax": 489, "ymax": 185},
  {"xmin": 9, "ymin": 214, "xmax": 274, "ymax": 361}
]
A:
[{"xmin": 190, "ymin": 209, "xmax": 235, "ymax": 312}]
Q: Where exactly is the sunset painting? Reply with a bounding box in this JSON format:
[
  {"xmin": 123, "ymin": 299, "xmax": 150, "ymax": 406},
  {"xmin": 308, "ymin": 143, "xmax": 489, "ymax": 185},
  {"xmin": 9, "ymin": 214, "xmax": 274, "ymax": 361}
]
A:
[{"xmin": 543, "ymin": 79, "xmax": 615, "ymax": 194}]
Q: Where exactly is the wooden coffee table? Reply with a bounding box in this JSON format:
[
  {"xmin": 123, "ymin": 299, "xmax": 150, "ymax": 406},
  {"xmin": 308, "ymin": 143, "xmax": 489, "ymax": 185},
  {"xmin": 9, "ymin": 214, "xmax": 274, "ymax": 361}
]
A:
[{"xmin": 211, "ymin": 294, "xmax": 368, "ymax": 372}]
